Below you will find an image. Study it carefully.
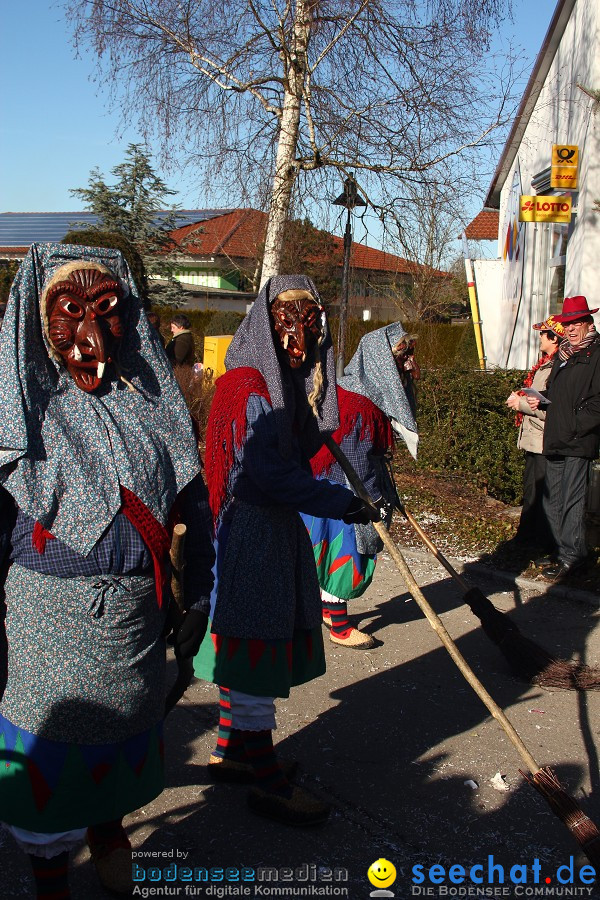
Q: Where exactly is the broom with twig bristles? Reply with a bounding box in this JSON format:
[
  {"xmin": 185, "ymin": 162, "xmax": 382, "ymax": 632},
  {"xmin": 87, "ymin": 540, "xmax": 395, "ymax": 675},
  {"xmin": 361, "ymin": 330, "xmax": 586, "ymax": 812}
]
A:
[
  {"xmin": 391, "ymin": 491, "xmax": 600, "ymax": 691},
  {"xmin": 325, "ymin": 436, "xmax": 600, "ymax": 866}
]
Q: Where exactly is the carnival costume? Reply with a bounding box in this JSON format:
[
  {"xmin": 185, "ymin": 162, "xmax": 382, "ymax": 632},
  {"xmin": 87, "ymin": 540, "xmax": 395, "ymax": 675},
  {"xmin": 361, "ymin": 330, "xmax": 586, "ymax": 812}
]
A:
[
  {"xmin": 194, "ymin": 275, "xmax": 373, "ymax": 825},
  {"xmin": 301, "ymin": 322, "xmax": 418, "ymax": 648},
  {"xmin": 0, "ymin": 243, "xmax": 214, "ymax": 897}
]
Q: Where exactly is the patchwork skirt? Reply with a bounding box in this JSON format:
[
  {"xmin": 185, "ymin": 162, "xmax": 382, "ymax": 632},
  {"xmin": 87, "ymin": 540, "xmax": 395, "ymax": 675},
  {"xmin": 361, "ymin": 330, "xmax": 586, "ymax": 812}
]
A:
[
  {"xmin": 300, "ymin": 512, "xmax": 376, "ymax": 600},
  {"xmin": 0, "ymin": 566, "xmax": 166, "ymax": 832}
]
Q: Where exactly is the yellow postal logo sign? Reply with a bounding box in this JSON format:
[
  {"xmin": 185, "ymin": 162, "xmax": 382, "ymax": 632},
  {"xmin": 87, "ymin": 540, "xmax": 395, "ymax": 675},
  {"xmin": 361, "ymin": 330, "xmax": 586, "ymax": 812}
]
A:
[{"xmin": 551, "ymin": 144, "xmax": 578, "ymax": 189}]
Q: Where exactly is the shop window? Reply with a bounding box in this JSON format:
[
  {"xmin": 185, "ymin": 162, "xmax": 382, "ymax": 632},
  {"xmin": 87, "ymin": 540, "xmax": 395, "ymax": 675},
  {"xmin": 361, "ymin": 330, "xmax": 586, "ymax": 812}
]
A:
[
  {"xmin": 530, "ymin": 165, "xmax": 575, "ymax": 318},
  {"xmin": 548, "ymin": 223, "xmax": 570, "ymax": 316}
]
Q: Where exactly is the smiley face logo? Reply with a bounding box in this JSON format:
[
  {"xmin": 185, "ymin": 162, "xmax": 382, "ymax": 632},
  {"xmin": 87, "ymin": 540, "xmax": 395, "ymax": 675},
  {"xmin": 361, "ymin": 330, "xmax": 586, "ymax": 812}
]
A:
[{"xmin": 368, "ymin": 858, "xmax": 397, "ymax": 889}]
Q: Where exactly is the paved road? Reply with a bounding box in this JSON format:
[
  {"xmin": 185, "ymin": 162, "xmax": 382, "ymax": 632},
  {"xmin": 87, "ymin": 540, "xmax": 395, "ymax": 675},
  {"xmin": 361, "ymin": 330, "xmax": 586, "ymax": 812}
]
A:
[{"xmin": 2, "ymin": 547, "xmax": 600, "ymax": 899}]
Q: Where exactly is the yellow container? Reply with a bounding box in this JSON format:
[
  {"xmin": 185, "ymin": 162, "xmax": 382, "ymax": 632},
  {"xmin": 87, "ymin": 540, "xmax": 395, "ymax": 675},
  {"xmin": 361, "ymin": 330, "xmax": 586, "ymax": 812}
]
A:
[{"xmin": 203, "ymin": 335, "xmax": 233, "ymax": 382}]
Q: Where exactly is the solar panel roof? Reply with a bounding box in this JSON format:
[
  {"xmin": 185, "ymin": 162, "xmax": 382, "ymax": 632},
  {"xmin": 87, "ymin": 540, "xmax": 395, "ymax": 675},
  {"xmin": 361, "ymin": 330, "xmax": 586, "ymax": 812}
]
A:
[{"xmin": 0, "ymin": 210, "xmax": 234, "ymax": 247}]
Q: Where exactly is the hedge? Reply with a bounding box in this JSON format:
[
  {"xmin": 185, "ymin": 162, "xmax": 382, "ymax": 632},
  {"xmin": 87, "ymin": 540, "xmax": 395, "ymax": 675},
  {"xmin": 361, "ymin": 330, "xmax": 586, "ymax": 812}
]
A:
[
  {"xmin": 329, "ymin": 317, "xmax": 479, "ymax": 369},
  {"xmin": 415, "ymin": 368, "xmax": 527, "ymax": 505},
  {"xmin": 155, "ymin": 307, "xmax": 479, "ymax": 368}
]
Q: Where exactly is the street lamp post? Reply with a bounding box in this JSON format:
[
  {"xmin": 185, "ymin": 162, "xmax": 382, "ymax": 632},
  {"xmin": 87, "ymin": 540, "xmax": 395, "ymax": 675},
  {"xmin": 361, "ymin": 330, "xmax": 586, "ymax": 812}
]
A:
[{"xmin": 333, "ymin": 173, "xmax": 366, "ymax": 378}]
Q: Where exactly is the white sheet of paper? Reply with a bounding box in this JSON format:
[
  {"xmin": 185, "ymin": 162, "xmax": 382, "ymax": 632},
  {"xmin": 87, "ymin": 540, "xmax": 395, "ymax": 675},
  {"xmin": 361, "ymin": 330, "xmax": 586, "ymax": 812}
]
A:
[{"xmin": 521, "ymin": 388, "xmax": 551, "ymax": 403}]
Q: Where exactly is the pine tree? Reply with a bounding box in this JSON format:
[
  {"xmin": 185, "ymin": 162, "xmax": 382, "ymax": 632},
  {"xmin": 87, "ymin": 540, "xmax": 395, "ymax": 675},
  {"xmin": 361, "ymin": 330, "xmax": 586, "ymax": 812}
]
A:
[{"xmin": 70, "ymin": 144, "xmax": 182, "ymax": 305}]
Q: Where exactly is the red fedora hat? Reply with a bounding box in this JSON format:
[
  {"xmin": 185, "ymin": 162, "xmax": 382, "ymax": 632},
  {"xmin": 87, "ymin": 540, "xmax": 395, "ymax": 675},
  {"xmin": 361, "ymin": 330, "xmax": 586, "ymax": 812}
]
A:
[{"xmin": 554, "ymin": 295, "xmax": 599, "ymax": 323}]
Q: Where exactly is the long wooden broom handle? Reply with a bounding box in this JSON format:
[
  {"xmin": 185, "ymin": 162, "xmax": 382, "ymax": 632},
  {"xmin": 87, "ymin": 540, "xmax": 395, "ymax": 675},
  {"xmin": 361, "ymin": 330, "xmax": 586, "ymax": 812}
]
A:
[
  {"xmin": 325, "ymin": 436, "xmax": 541, "ymax": 776},
  {"xmin": 396, "ymin": 501, "xmax": 471, "ymax": 593}
]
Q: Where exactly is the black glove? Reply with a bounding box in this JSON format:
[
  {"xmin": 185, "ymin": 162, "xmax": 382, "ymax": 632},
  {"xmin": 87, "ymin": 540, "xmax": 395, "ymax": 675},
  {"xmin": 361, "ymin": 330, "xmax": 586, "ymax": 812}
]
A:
[
  {"xmin": 174, "ymin": 609, "xmax": 209, "ymax": 659},
  {"xmin": 342, "ymin": 495, "xmax": 381, "ymax": 525}
]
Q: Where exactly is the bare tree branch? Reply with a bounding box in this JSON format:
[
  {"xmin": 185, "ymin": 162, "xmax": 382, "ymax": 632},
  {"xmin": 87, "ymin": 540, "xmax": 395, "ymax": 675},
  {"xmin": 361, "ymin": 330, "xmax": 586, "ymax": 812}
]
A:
[{"xmin": 65, "ymin": 0, "xmax": 517, "ymax": 285}]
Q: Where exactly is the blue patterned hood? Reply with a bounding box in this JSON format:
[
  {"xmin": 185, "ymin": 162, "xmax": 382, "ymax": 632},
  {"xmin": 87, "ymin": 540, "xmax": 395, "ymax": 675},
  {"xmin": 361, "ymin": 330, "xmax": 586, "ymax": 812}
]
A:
[
  {"xmin": 338, "ymin": 321, "xmax": 418, "ymax": 458},
  {"xmin": 225, "ymin": 274, "xmax": 340, "ymax": 460},
  {"xmin": 0, "ymin": 243, "xmax": 200, "ymax": 554}
]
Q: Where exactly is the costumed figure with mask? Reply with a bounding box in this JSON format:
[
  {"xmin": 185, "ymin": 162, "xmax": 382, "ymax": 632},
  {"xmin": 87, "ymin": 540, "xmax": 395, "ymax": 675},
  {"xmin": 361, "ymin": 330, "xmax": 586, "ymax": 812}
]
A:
[
  {"xmin": 392, "ymin": 333, "xmax": 420, "ymax": 418},
  {"xmin": 194, "ymin": 275, "xmax": 378, "ymax": 826},
  {"xmin": 301, "ymin": 322, "xmax": 418, "ymax": 648},
  {"xmin": 0, "ymin": 244, "xmax": 215, "ymax": 899}
]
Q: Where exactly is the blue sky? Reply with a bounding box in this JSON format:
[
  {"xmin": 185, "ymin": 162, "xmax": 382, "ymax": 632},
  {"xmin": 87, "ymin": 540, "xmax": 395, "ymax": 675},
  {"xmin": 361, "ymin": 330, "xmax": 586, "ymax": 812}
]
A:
[{"xmin": 1, "ymin": 1, "xmax": 556, "ymax": 226}]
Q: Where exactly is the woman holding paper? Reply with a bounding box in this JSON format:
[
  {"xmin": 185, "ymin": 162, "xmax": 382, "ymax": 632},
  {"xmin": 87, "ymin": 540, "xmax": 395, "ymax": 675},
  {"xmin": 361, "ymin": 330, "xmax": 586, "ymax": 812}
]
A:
[{"xmin": 506, "ymin": 316, "xmax": 564, "ymax": 554}]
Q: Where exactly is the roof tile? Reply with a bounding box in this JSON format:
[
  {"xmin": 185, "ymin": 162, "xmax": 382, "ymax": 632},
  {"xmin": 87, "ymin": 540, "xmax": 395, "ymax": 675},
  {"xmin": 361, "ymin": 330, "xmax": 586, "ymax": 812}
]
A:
[{"xmin": 465, "ymin": 210, "xmax": 499, "ymax": 240}]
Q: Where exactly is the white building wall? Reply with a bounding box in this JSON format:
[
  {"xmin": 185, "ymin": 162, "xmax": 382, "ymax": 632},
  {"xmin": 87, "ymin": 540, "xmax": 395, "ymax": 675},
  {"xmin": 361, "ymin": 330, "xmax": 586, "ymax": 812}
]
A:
[
  {"xmin": 480, "ymin": 0, "xmax": 600, "ymax": 369},
  {"xmin": 473, "ymin": 259, "xmax": 504, "ymax": 367}
]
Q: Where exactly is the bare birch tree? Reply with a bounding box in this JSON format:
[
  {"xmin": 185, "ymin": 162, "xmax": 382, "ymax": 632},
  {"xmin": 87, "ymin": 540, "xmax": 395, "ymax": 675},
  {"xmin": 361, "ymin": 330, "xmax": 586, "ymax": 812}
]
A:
[
  {"xmin": 380, "ymin": 182, "xmax": 469, "ymax": 319},
  {"xmin": 66, "ymin": 0, "xmax": 515, "ymax": 285}
]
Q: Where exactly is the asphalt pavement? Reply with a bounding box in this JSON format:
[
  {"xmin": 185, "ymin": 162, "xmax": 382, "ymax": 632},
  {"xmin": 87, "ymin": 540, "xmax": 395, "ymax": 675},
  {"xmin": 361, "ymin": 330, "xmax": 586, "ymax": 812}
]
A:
[{"xmin": 2, "ymin": 546, "xmax": 600, "ymax": 900}]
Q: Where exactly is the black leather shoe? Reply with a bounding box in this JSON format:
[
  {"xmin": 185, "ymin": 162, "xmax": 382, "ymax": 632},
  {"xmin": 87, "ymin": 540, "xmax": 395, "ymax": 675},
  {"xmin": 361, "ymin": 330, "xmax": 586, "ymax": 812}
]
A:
[
  {"xmin": 534, "ymin": 554, "xmax": 557, "ymax": 568},
  {"xmin": 541, "ymin": 562, "xmax": 586, "ymax": 581}
]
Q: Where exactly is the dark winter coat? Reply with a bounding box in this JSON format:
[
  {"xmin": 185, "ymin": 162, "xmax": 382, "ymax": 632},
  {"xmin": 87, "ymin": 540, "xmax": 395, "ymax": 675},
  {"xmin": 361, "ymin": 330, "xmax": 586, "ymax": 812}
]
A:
[
  {"xmin": 542, "ymin": 336, "xmax": 600, "ymax": 459},
  {"xmin": 166, "ymin": 330, "xmax": 195, "ymax": 366}
]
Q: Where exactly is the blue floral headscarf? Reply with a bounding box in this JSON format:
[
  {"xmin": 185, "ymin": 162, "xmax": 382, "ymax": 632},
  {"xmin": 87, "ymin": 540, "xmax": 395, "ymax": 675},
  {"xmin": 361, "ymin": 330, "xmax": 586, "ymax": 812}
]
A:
[
  {"xmin": 0, "ymin": 243, "xmax": 200, "ymax": 554},
  {"xmin": 225, "ymin": 274, "xmax": 340, "ymax": 459},
  {"xmin": 338, "ymin": 321, "xmax": 419, "ymax": 458}
]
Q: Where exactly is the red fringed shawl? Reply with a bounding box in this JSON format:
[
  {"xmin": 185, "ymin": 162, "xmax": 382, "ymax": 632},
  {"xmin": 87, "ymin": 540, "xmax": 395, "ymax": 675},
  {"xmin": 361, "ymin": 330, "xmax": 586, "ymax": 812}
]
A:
[
  {"xmin": 205, "ymin": 367, "xmax": 272, "ymax": 523},
  {"xmin": 310, "ymin": 386, "xmax": 393, "ymax": 477}
]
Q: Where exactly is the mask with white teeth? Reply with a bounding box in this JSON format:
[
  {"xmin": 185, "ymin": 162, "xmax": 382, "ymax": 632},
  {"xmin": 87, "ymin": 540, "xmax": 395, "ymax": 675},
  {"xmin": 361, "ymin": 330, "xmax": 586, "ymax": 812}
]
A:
[
  {"xmin": 270, "ymin": 289, "xmax": 322, "ymax": 370},
  {"xmin": 44, "ymin": 265, "xmax": 124, "ymax": 392}
]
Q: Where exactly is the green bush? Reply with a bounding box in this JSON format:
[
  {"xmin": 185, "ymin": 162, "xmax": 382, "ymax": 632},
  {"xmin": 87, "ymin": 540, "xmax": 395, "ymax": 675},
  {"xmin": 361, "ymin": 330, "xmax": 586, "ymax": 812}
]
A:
[
  {"xmin": 415, "ymin": 368, "xmax": 527, "ymax": 504},
  {"xmin": 0, "ymin": 260, "xmax": 19, "ymax": 305},
  {"xmin": 205, "ymin": 310, "xmax": 245, "ymax": 336},
  {"xmin": 157, "ymin": 308, "xmax": 479, "ymax": 369}
]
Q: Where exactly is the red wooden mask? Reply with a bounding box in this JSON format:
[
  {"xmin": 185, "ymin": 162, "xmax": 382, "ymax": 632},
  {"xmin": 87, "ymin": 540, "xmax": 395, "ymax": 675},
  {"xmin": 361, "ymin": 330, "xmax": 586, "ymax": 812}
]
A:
[
  {"xmin": 271, "ymin": 290, "xmax": 322, "ymax": 369},
  {"xmin": 45, "ymin": 266, "xmax": 124, "ymax": 392}
]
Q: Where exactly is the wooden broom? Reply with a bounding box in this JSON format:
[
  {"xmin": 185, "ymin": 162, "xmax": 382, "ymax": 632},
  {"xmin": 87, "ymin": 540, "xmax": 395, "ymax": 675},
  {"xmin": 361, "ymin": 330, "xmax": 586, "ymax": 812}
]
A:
[
  {"xmin": 325, "ymin": 435, "xmax": 600, "ymax": 867},
  {"xmin": 392, "ymin": 492, "xmax": 600, "ymax": 691}
]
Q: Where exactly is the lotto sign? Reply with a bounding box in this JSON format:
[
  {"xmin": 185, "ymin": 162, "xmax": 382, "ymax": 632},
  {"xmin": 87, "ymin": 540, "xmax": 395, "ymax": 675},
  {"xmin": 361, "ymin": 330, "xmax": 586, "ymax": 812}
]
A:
[
  {"xmin": 519, "ymin": 195, "xmax": 572, "ymax": 223},
  {"xmin": 551, "ymin": 144, "xmax": 578, "ymax": 189}
]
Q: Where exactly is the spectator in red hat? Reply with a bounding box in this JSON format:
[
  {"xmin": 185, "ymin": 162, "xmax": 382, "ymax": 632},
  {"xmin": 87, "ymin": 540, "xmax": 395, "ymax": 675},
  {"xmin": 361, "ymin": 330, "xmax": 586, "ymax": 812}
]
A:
[{"xmin": 525, "ymin": 296, "xmax": 600, "ymax": 581}]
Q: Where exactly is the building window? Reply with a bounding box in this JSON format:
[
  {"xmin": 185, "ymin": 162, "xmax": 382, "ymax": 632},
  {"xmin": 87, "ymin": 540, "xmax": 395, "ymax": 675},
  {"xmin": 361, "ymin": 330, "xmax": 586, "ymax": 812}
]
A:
[
  {"xmin": 530, "ymin": 165, "xmax": 574, "ymax": 318},
  {"xmin": 548, "ymin": 223, "xmax": 570, "ymax": 316}
]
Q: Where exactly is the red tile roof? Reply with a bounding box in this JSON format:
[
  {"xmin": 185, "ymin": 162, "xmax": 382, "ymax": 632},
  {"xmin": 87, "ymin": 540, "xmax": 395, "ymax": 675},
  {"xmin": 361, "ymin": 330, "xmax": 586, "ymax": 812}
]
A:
[
  {"xmin": 170, "ymin": 208, "xmax": 446, "ymax": 277},
  {"xmin": 464, "ymin": 209, "xmax": 499, "ymax": 240},
  {"xmin": 169, "ymin": 209, "xmax": 267, "ymax": 260},
  {"xmin": 332, "ymin": 236, "xmax": 444, "ymax": 277}
]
